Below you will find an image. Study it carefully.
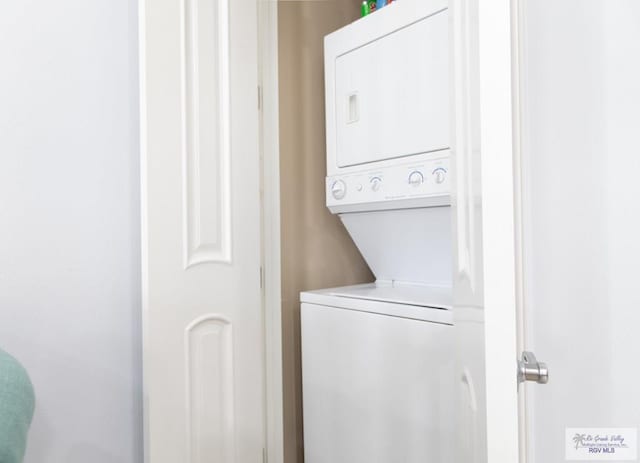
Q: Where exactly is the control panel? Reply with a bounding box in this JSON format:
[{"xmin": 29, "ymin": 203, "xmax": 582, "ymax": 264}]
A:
[{"xmin": 326, "ymin": 157, "xmax": 450, "ymax": 212}]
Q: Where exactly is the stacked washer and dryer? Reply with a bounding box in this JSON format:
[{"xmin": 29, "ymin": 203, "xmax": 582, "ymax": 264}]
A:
[{"xmin": 300, "ymin": 1, "xmax": 454, "ymax": 462}]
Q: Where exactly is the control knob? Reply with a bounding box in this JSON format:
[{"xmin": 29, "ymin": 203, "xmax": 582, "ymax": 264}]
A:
[
  {"xmin": 408, "ymin": 171, "xmax": 424, "ymax": 187},
  {"xmin": 330, "ymin": 180, "xmax": 347, "ymax": 200},
  {"xmin": 370, "ymin": 177, "xmax": 382, "ymax": 192},
  {"xmin": 433, "ymin": 168, "xmax": 447, "ymax": 184}
]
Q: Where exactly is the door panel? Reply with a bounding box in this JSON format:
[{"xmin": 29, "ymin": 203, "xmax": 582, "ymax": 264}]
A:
[
  {"xmin": 140, "ymin": 0, "xmax": 264, "ymax": 461},
  {"xmin": 454, "ymin": 2, "xmax": 640, "ymax": 462},
  {"xmin": 451, "ymin": 0, "xmax": 520, "ymax": 462},
  {"xmin": 519, "ymin": 1, "xmax": 640, "ymax": 461},
  {"xmin": 450, "ymin": 0, "xmax": 487, "ymax": 461}
]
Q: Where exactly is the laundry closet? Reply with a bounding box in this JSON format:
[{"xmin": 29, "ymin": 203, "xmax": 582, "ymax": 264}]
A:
[{"xmin": 279, "ymin": 1, "xmax": 453, "ymax": 462}]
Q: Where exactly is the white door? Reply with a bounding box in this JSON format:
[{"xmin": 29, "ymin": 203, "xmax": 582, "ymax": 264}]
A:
[
  {"xmin": 451, "ymin": 1, "xmax": 520, "ymax": 461},
  {"xmin": 453, "ymin": 1, "xmax": 640, "ymax": 463},
  {"xmin": 517, "ymin": 1, "xmax": 640, "ymax": 462},
  {"xmin": 140, "ymin": 0, "xmax": 264, "ymax": 461}
]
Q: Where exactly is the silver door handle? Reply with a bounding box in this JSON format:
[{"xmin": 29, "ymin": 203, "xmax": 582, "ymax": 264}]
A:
[{"xmin": 518, "ymin": 351, "xmax": 549, "ymax": 384}]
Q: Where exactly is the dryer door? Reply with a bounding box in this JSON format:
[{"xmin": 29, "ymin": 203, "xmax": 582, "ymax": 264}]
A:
[{"xmin": 333, "ymin": 8, "xmax": 450, "ymax": 168}]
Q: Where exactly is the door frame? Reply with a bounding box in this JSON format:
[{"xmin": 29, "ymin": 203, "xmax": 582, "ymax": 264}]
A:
[
  {"xmin": 262, "ymin": 1, "xmax": 530, "ymax": 461},
  {"xmin": 256, "ymin": 1, "xmax": 531, "ymax": 461},
  {"xmin": 255, "ymin": 1, "xmax": 529, "ymax": 461},
  {"xmin": 258, "ymin": 1, "xmax": 284, "ymax": 462},
  {"xmin": 511, "ymin": 0, "xmax": 530, "ymax": 461}
]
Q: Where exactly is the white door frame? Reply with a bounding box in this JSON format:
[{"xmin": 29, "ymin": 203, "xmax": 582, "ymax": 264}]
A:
[
  {"xmin": 258, "ymin": 1, "xmax": 284, "ymax": 462},
  {"xmin": 263, "ymin": 1, "xmax": 529, "ymax": 461},
  {"xmin": 259, "ymin": 0, "xmax": 529, "ymax": 461},
  {"xmin": 510, "ymin": 1, "xmax": 530, "ymax": 461},
  {"xmin": 262, "ymin": 1, "xmax": 529, "ymax": 462}
]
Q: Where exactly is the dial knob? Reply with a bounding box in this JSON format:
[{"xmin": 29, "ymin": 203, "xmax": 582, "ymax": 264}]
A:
[
  {"xmin": 408, "ymin": 170, "xmax": 424, "ymax": 187},
  {"xmin": 370, "ymin": 177, "xmax": 382, "ymax": 192},
  {"xmin": 331, "ymin": 180, "xmax": 347, "ymax": 200},
  {"xmin": 433, "ymin": 168, "xmax": 447, "ymax": 184}
]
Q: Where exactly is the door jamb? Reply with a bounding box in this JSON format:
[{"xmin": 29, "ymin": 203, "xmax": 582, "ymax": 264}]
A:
[
  {"xmin": 258, "ymin": 1, "xmax": 284, "ymax": 462},
  {"xmin": 511, "ymin": 0, "xmax": 529, "ymax": 461}
]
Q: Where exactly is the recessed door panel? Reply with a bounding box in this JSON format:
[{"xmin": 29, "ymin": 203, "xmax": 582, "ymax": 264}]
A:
[{"xmin": 140, "ymin": 0, "xmax": 264, "ymax": 461}]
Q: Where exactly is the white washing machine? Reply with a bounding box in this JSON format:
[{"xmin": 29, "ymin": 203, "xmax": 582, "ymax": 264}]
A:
[{"xmin": 301, "ymin": 284, "xmax": 454, "ymax": 463}]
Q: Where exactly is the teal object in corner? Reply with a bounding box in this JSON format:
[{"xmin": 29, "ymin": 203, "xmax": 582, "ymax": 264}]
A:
[{"xmin": 0, "ymin": 350, "xmax": 35, "ymax": 463}]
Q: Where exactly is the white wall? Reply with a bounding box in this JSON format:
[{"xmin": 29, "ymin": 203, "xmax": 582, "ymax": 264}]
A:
[
  {"xmin": 603, "ymin": 0, "xmax": 640, "ymax": 428},
  {"xmin": 521, "ymin": 1, "xmax": 640, "ymax": 461},
  {"xmin": 0, "ymin": 1, "xmax": 141, "ymax": 462}
]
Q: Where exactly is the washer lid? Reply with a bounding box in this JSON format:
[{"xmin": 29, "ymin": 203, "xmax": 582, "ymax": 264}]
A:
[{"xmin": 300, "ymin": 283, "xmax": 452, "ymax": 324}]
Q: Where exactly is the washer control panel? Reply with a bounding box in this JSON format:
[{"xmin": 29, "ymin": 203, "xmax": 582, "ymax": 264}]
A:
[{"xmin": 326, "ymin": 157, "xmax": 450, "ymax": 208}]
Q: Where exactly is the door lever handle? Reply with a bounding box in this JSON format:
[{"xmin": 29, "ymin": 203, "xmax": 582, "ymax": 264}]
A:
[{"xmin": 518, "ymin": 351, "xmax": 549, "ymax": 384}]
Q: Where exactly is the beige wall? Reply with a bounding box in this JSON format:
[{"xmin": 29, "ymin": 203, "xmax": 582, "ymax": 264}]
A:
[{"xmin": 278, "ymin": 2, "xmax": 374, "ymax": 462}]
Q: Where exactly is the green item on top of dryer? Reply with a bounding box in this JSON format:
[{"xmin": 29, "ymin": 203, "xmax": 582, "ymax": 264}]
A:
[{"xmin": 361, "ymin": 1, "xmax": 370, "ymax": 16}]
